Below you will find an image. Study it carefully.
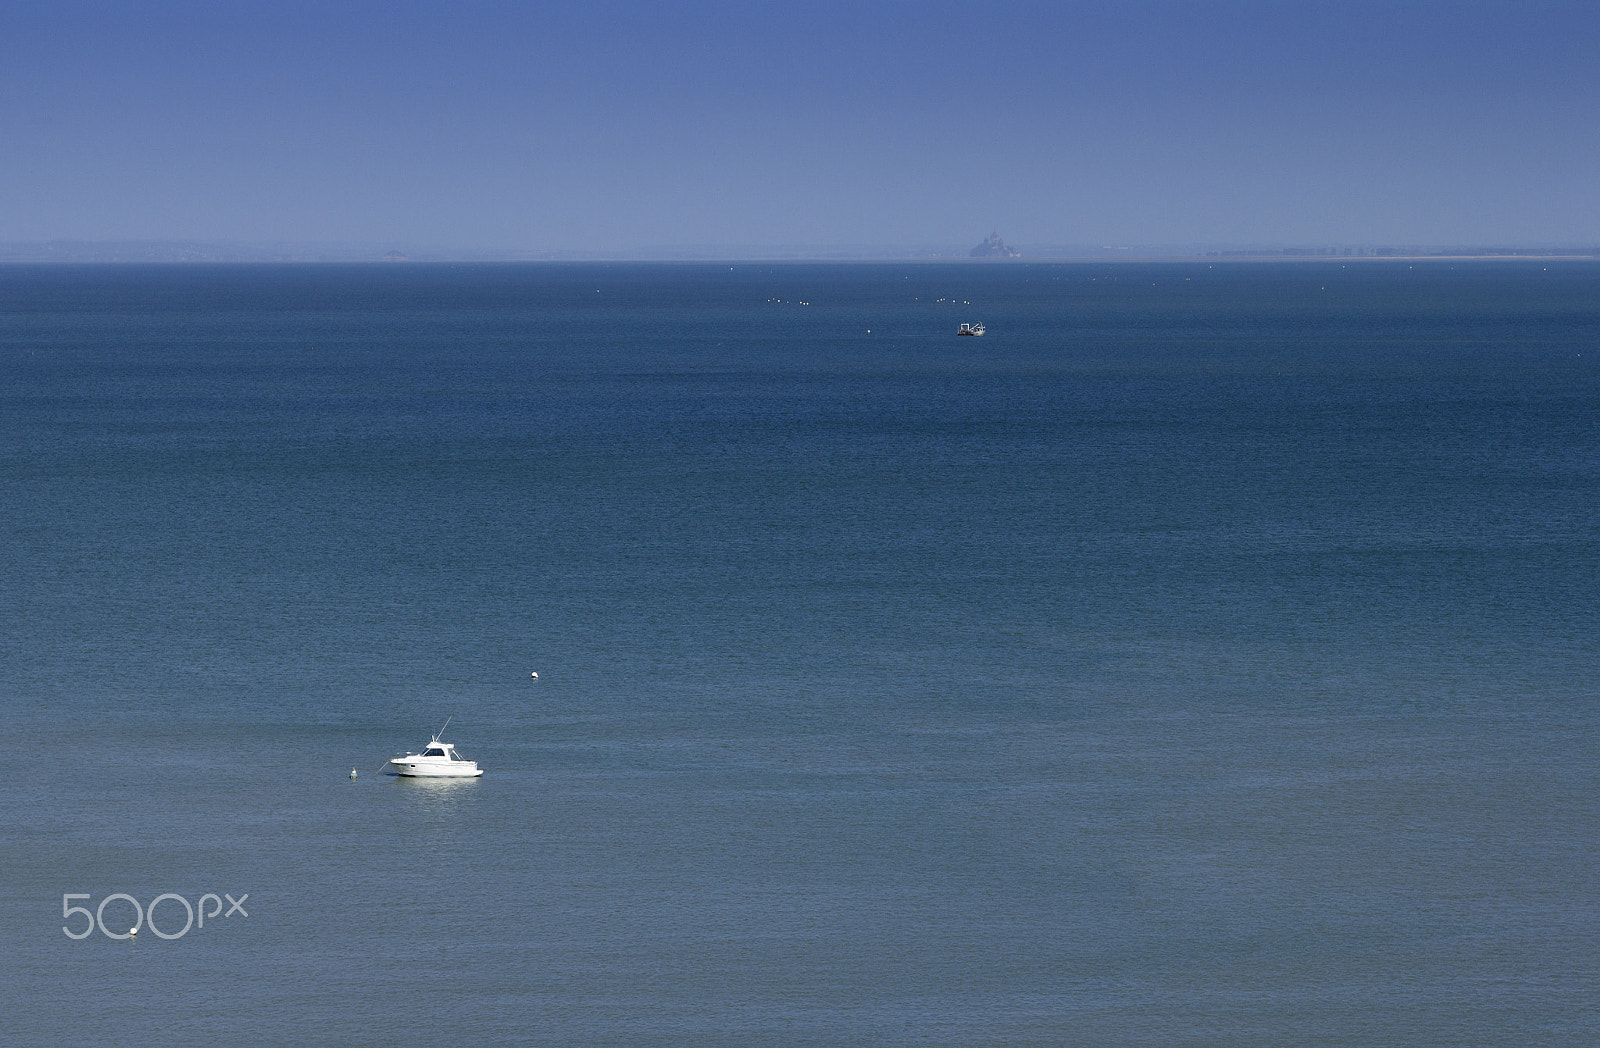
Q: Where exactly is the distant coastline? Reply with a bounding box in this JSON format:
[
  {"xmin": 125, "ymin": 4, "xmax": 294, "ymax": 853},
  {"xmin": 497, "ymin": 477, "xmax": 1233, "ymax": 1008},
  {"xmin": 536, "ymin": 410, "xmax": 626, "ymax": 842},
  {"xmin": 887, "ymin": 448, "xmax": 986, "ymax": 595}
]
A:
[{"xmin": 1, "ymin": 240, "xmax": 1596, "ymax": 264}]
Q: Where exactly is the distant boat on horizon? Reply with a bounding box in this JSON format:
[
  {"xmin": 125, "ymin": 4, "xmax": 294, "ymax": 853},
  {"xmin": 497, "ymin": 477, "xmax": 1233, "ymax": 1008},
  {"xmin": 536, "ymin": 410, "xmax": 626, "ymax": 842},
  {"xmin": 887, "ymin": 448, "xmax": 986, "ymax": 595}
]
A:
[{"xmin": 957, "ymin": 322, "xmax": 986, "ymax": 336}]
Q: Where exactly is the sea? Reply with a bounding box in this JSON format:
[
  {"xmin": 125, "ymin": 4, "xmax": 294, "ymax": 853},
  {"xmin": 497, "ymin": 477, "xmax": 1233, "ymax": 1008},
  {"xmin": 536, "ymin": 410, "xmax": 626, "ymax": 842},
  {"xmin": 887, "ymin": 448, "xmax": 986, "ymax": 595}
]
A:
[{"xmin": 2, "ymin": 260, "xmax": 1596, "ymax": 1046}]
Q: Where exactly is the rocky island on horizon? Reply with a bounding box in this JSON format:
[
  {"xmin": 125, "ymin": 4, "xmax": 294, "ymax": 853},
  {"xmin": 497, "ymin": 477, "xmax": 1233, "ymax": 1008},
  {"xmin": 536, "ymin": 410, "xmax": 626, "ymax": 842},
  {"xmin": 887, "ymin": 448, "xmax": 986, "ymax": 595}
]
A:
[{"xmin": 970, "ymin": 232, "xmax": 1021, "ymax": 258}]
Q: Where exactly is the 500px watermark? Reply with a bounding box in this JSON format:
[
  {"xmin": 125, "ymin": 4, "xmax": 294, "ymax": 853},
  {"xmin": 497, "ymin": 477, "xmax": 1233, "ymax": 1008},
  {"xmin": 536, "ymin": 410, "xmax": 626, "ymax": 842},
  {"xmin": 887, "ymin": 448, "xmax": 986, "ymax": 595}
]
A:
[{"xmin": 62, "ymin": 892, "xmax": 248, "ymax": 940}]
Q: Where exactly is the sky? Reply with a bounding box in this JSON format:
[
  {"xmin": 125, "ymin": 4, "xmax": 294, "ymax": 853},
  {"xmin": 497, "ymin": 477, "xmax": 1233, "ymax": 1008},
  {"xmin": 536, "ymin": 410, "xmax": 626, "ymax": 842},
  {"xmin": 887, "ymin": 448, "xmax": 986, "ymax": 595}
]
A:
[{"xmin": 2, "ymin": 0, "xmax": 1597, "ymax": 253}]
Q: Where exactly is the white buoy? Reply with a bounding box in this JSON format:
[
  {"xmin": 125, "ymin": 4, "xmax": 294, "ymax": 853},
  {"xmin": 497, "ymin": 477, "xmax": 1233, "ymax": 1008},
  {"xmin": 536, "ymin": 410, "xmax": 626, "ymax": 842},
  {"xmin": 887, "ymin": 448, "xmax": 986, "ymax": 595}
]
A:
[
  {"xmin": 350, "ymin": 768, "xmax": 358, "ymax": 779},
  {"xmin": 530, "ymin": 671, "xmax": 538, "ymax": 679}
]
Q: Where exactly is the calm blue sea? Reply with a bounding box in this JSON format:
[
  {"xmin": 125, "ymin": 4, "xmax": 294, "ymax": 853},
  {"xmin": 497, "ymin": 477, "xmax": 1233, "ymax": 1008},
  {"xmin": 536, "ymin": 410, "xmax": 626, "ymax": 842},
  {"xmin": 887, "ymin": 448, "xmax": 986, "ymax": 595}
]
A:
[{"xmin": 2, "ymin": 261, "xmax": 1597, "ymax": 1046}]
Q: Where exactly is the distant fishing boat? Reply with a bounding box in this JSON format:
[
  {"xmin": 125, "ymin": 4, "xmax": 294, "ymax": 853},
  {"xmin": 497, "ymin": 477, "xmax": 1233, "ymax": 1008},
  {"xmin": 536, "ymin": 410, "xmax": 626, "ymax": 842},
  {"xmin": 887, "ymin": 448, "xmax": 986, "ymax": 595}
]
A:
[{"xmin": 957, "ymin": 322, "xmax": 986, "ymax": 336}]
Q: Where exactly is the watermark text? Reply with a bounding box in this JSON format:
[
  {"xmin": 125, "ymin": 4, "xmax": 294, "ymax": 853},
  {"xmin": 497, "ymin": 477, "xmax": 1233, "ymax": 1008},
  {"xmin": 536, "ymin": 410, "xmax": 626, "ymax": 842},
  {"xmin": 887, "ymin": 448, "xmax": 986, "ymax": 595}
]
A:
[{"xmin": 63, "ymin": 892, "xmax": 249, "ymax": 940}]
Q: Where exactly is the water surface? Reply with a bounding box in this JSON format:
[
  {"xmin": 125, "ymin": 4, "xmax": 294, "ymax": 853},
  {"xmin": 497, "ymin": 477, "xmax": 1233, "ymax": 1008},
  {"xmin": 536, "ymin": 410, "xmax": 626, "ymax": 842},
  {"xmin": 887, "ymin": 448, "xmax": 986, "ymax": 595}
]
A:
[{"xmin": 3, "ymin": 261, "xmax": 1597, "ymax": 1045}]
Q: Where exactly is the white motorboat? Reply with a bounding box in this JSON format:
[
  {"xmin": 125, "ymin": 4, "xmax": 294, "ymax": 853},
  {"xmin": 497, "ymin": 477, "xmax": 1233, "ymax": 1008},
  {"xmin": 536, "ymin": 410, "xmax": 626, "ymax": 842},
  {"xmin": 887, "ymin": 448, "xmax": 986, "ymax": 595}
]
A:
[
  {"xmin": 385, "ymin": 724, "xmax": 484, "ymax": 778},
  {"xmin": 957, "ymin": 322, "xmax": 986, "ymax": 336}
]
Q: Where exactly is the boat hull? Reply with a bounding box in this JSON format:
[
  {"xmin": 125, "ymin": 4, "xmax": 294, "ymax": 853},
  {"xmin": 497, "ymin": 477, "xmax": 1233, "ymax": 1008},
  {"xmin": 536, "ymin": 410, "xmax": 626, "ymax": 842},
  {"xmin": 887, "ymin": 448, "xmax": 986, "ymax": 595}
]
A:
[{"xmin": 388, "ymin": 760, "xmax": 483, "ymax": 778}]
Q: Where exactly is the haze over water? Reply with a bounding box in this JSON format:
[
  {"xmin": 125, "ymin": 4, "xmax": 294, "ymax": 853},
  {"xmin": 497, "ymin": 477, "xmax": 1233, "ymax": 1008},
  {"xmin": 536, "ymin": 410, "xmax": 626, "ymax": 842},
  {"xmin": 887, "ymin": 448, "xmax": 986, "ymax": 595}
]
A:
[{"xmin": 3, "ymin": 261, "xmax": 1597, "ymax": 1045}]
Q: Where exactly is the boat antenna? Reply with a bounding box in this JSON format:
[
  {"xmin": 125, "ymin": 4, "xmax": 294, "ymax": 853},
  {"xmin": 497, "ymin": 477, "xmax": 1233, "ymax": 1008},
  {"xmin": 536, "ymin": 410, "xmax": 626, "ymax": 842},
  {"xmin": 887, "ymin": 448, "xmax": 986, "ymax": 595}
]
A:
[{"xmin": 434, "ymin": 715, "xmax": 452, "ymax": 741}]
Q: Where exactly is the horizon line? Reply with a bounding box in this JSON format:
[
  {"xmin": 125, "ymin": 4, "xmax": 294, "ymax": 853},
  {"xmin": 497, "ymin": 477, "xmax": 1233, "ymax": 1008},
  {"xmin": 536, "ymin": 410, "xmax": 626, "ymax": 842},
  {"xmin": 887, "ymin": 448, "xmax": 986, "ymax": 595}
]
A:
[{"xmin": 2, "ymin": 238, "xmax": 1598, "ymax": 265}]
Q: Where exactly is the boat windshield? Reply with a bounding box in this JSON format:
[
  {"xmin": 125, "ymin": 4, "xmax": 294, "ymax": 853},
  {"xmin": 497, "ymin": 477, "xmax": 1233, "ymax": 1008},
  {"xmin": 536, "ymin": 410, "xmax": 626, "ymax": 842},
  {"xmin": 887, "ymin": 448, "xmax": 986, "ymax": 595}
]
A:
[{"xmin": 425, "ymin": 746, "xmax": 447, "ymax": 756}]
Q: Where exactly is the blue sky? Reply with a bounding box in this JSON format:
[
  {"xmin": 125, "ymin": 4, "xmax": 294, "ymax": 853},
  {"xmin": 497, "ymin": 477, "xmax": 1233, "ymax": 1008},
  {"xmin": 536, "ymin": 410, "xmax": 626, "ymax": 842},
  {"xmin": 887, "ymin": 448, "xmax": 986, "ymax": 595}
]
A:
[{"xmin": 2, "ymin": 1, "xmax": 1596, "ymax": 251}]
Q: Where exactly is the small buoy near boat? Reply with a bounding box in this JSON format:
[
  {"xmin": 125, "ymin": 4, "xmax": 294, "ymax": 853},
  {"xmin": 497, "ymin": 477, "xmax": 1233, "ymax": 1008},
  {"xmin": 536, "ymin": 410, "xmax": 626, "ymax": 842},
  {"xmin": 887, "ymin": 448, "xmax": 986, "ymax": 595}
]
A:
[
  {"xmin": 530, "ymin": 671, "xmax": 538, "ymax": 679},
  {"xmin": 350, "ymin": 768, "xmax": 358, "ymax": 779}
]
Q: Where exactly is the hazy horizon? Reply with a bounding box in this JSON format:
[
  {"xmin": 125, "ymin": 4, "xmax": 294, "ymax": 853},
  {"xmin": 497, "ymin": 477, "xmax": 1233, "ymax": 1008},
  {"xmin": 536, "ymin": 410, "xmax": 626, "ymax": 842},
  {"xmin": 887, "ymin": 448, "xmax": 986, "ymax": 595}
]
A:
[
  {"xmin": 4, "ymin": 1, "xmax": 1597, "ymax": 252},
  {"xmin": 2, "ymin": 238, "xmax": 1597, "ymax": 265}
]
